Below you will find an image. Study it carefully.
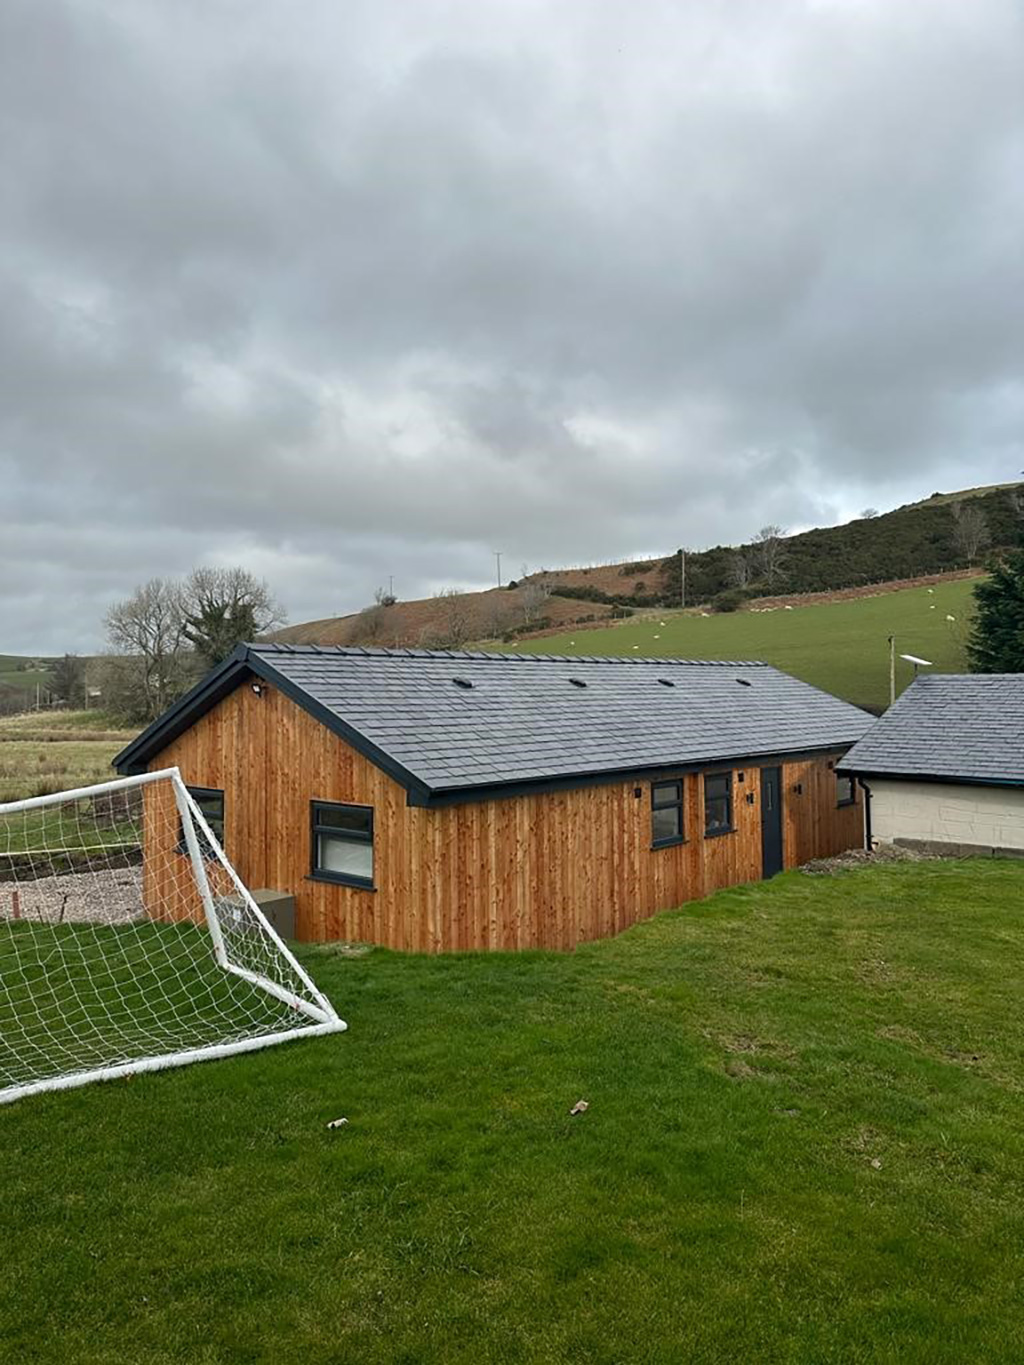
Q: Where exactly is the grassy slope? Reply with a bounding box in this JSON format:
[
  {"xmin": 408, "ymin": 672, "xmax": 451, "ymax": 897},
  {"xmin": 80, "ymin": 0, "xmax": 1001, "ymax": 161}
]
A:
[
  {"xmin": 2, "ymin": 861, "xmax": 1024, "ymax": 1364},
  {"xmin": 517, "ymin": 578, "xmax": 978, "ymax": 710},
  {"xmin": 0, "ymin": 654, "xmax": 55, "ymax": 699}
]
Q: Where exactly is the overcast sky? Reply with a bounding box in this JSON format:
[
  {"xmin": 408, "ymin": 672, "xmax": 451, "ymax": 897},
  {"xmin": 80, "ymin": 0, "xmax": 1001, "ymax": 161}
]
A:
[{"xmin": 2, "ymin": 0, "xmax": 1022, "ymax": 654}]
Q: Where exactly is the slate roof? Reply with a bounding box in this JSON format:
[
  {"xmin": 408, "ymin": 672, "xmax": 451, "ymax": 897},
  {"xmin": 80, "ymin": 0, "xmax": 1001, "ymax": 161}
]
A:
[
  {"xmin": 838, "ymin": 674, "xmax": 1024, "ymax": 786},
  {"xmin": 114, "ymin": 644, "xmax": 873, "ymax": 802}
]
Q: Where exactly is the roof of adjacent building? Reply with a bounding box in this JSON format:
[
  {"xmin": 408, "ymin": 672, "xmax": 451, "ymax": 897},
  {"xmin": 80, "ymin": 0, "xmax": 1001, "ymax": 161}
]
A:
[
  {"xmin": 839, "ymin": 674, "xmax": 1024, "ymax": 786},
  {"xmin": 114, "ymin": 643, "xmax": 873, "ymax": 804}
]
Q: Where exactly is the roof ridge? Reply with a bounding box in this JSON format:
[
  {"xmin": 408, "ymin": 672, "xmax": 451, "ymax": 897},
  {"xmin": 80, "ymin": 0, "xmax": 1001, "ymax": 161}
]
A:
[{"xmin": 250, "ymin": 643, "xmax": 769, "ymax": 667}]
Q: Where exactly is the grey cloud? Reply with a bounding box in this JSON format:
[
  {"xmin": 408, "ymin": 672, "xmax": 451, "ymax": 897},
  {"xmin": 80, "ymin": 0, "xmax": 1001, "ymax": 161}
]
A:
[{"xmin": 1, "ymin": 0, "xmax": 1021, "ymax": 654}]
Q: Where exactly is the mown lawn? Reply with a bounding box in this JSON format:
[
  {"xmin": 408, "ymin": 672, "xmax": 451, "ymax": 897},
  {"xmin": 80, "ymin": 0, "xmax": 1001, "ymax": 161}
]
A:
[
  {"xmin": 2, "ymin": 860, "xmax": 1023, "ymax": 1363},
  {"xmin": 521, "ymin": 578, "xmax": 979, "ymax": 711}
]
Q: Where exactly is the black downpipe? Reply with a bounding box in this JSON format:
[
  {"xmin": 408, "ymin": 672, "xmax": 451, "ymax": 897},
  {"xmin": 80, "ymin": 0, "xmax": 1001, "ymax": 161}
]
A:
[{"xmin": 857, "ymin": 777, "xmax": 873, "ymax": 850}]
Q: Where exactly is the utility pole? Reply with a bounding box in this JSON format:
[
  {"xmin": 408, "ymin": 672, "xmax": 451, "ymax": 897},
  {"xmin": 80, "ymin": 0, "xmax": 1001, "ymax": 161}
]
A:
[
  {"xmin": 888, "ymin": 634, "xmax": 896, "ymax": 708},
  {"xmin": 679, "ymin": 548, "xmax": 686, "ymax": 610},
  {"xmin": 388, "ymin": 574, "xmax": 394, "ymax": 599},
  {"xmin": 493, "ymin": 551, "xmax": 502, "ymax": 589}
]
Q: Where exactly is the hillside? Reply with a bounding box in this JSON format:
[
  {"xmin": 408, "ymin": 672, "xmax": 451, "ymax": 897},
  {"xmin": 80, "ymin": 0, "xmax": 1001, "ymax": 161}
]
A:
[
  {"xmin": 516, "ymin": 576, "xmax": 978, "ymax": 712},
  {"xmin": 275, "ymin": 480, "xmax": 1019, "ymax": 653},
  {"xmin": 0, "ymin": 655, "xmax": 57, "ymax": 716}
]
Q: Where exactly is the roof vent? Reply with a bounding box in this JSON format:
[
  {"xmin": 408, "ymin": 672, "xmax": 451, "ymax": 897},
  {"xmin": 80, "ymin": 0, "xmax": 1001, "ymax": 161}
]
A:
[
  {"xmin": 736, "ymin": 678, "xmax": 753, "ymax": 687},
  {"xmin": 568, "ymin": 677, "xmax": 587, "ymax": 689},
  {"xmin": 657, "ymin": 678, "xmax": 676, "ymax": 688},
  {"xmin": 452, "ymin": 677, "xmax": 474, "ymax": 690}
]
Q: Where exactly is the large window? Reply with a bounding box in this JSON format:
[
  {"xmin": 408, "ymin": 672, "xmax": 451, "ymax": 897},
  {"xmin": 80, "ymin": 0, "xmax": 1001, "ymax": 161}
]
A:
[
  {"xmin": 651, "ymin": 780, "xmax": 685, "ymax": 848},
  {"xmin": 836, "ymin": 773, "xmax": 856, "ymax": 807},
  {"xmin": 178, "ymin": 786, "xmax": 225, "ymax": 858},
  {"xmin": 311, "ymin": 801, "xmax": 374, "ymax": 888},
  {"xmin": 704, "ymin": 772, "xmax": 733, "ymax": 837}
]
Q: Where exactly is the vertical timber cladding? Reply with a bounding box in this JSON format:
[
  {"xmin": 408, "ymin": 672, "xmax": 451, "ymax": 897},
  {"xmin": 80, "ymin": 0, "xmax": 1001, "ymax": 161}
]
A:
[{"xmin": 148, "ymin": 682, "xmax": 864, "ymax": 952}]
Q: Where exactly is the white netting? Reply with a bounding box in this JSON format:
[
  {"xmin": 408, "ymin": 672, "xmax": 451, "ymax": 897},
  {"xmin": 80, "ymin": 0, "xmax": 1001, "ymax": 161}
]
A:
[{"xmin": 0, "ymin": 769, "xmax": 344, "ymax": 1103}]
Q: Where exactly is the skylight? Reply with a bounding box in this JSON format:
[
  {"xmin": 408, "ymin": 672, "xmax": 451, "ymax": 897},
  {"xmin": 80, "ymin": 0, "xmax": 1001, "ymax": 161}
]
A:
[{"xmin": 452, "ymin": 677, "xmax": 474, "ymax": 690}]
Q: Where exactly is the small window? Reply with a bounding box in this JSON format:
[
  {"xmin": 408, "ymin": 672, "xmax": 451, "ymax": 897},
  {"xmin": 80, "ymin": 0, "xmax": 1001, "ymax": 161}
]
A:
[
  {"xmin": 651, "ymin": 780, "xmax": 685, "ymax": 848},
  {"xmin": 836, "ymin": 773, "xmax": 856, "ymax": 807},
  {"xmin": 311, "ymin": 801, "xmax": 374, "ymax": 888},
  {"xmin": 704, "ymin": 773, "xmax": 733, "ymax": 837},
  {"xmin": 178, "ymin": 787, "xmax": 225, "ymax": 858}
]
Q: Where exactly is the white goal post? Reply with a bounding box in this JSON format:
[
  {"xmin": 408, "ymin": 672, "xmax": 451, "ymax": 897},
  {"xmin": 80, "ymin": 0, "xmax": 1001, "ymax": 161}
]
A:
[{"xmin": 0, "ymin": 767, "xmax": 346, "ymax": 1105}]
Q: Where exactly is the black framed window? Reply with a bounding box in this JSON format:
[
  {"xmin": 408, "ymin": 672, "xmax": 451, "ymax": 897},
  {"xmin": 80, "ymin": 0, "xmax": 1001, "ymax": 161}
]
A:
[
  {"xmin": 704, "ymin": 772, "xmax": 733, "ymax": 837},
  {"xmin": 836, "ymin": 773, "xmax": 856, "ymax": 807},
  {"xmin": 651, "ymin": 780, "xmax": 685, "ymax": 848},
  {"xmin": 311, "ymin": 801, "xmax": 374, "ymax": 888},
  {"xmin": 178, "ymin": 786, "xmax": 225, "ymax": 857}
]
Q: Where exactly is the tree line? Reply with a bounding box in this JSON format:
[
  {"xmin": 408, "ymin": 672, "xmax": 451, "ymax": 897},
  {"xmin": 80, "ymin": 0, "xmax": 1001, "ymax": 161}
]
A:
[{"xmin": 50, "ymin": 568, "xmax": 285, "ymax": 723}]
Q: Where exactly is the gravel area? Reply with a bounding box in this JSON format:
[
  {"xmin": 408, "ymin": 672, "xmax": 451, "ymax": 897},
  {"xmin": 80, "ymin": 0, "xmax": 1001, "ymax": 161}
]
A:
[{"xmin": 0, "ymin": 867, "xmax": 144, "ymax": 925}]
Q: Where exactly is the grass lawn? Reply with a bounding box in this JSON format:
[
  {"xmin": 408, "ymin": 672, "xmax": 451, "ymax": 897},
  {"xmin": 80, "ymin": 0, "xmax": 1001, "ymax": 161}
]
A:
[
  {"xmin": 520, "ymin": 578, "xmax": 979, "ymax": 710},
  {"xmin": 2, "ymin": 860, "xmax": 1023, "ymax": 1363}
]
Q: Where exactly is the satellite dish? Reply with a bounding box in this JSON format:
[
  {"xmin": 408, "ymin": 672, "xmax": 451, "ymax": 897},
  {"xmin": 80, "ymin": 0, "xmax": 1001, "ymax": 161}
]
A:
[{"xmin": 900, "ymin": 653, "xmax": 933, "ymax": 667}]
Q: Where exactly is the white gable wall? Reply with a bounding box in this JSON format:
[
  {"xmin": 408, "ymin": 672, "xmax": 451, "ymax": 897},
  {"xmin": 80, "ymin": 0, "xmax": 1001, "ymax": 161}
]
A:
[{"xmin": 870, "ymin": 779, "xmax": 1024, "ymax": 852}]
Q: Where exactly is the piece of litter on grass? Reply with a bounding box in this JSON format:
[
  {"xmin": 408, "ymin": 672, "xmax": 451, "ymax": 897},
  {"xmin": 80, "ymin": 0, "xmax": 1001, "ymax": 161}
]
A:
[
  {"xmin": 326, "ymin": 1117, "xmax": 349, "ymax": 1129},
  {"xmin": 870, "ymin": 1158, "xmax": 882, "ymax": 1169},
  {"xmin": 569, "ymin": 1100, "xmax": 589, "ymax": 1116}
]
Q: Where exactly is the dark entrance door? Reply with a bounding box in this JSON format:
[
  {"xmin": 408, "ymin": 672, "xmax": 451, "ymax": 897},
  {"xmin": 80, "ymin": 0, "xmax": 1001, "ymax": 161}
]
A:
[{"xmin": 760, "ymin": 766, "xmax": 784, "ymax": 879}]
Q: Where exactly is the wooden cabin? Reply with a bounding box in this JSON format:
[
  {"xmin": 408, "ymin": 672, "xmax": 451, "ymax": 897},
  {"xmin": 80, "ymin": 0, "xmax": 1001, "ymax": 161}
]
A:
[{"xmin": 114, "ymin": 645, "xmax": 872, "ymax": 952}]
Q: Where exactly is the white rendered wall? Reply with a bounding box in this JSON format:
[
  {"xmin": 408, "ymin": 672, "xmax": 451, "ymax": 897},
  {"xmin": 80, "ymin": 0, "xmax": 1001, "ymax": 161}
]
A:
[{"xmin": 869, "ymin": 779, "xmax": 1024, "ymax": 851}]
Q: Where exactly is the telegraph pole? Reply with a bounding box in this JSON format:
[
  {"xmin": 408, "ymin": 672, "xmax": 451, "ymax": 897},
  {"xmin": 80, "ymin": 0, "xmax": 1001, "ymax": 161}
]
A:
[
  {"xmin": 493, "ymin": 551, "xmax": 503, "ymax": 588},
  {"xmin": 679, "ymin": 548, "xmax": 686, "ymax": 610}
]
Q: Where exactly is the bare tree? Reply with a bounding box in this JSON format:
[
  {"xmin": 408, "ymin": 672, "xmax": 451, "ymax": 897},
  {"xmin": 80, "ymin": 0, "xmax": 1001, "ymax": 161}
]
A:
[
  {"xmin": 51, "ymin": 654, "xmax": 86, "ymax": 708},
  {"xmin": 860, "ymin": 507, "xmax": 879, "ymax": 519},
  {"xmin": 481, "ymin": 594, "xmax": 517, "ymax": 640},
  {"xmin": 104, "ymin": 578, "xmax": 190, "ymax": 721},
  {"xmin": 751, "ymin": 525, "xmax": 788, "ymax": 586},
  {"xmin": 426, "ymin": 587, "xmax": 473, "ymax": 648},
  {"xmin": 180, "ymin": 566, "xmax": 286, "ymax": 667},
  {"xmin": 520, "ymin": 577, "xmax": 552, "ymax": 627},
  {"xmin": 950, "ymin": 502, "xmax": 990, "ymax": 564},
  {"xmin": 726, "ymin": 551, "xmax": 750, "ymax": 589}
]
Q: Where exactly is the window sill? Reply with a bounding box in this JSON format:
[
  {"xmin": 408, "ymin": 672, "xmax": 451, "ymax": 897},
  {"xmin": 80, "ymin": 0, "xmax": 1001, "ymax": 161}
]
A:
[
  {"xmin": 704, "ymin": 826, "xmax": 736, "ymax": 839},
  {"xmin": 836, "ymin": 799, "xmax": 857, "ymax": 809},
  {"xmin": 306, "ymin": 873, "xmax": 376, "ymax": 893},
  {"xmin": 651, "ymin": 837, "xmax": 687, "ymax": 851}
]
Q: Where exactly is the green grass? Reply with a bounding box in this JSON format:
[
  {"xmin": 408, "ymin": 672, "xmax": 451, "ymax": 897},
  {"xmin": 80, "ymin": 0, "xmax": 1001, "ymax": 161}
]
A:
[
  {"xmin": 519, "ymin": 578, "xmax": 979, "ymax": 709},
  {"xmin": 2, "ymin": 860, "xmax": 1024, "ymax": 1363}
]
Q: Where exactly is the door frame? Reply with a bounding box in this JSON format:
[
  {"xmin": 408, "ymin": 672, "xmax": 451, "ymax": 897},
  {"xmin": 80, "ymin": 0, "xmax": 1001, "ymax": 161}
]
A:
[{"xmin": 760, "ymin": 765, "xmax": 784, "ymax": 879}]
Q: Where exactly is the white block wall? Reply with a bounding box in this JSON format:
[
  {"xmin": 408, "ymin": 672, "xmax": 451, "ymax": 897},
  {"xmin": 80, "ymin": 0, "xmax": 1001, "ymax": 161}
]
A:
[{"xmin": 869, "ymin": 779, "xmax": 1024, "ymax": 851}]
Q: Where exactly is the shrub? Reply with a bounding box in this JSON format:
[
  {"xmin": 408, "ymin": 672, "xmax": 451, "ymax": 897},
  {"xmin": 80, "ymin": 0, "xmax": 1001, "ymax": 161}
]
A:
[{"xmin": 711, "ymin": 588, "xmax": 749, "ymax": 614}]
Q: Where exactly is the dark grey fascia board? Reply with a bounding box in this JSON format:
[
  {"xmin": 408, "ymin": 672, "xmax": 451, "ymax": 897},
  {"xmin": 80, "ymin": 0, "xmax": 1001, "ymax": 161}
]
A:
[
  {"xmin": 249, "ymin": 655, "xmax": 432, "ymax": 805},
  {"xmin": 835, "ymin": 766, "xmax": 1024, "ymax": 790},
  {"xmin": 410, "ymin": 741, "xmax": 861, "ymax": 808},
  {"xmin": 113, "ymin": 645, "xmax": 433, "ymax": 804},
  {"xmin": 112, "ymin": 645, "xmax": 253, "ymax": 775}
]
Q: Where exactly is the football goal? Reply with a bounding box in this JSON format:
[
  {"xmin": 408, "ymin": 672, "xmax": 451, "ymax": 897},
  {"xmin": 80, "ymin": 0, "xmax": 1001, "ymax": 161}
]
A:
[{"xmin": 0, "ymin": 767, "xmax": 345, "ymax": 1105}]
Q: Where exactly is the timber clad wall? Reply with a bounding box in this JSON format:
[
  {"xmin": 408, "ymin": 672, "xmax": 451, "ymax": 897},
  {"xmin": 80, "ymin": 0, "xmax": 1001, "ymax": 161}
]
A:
[{"xmin": 147, "ymin": 682, "xmax": 863, "ymax": 952}]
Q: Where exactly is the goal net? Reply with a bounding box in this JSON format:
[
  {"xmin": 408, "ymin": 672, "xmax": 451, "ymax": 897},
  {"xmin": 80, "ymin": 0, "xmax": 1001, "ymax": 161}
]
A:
[{"xmin": 0, "ymin": 767, "xmax": 345, "ymax": 1104}]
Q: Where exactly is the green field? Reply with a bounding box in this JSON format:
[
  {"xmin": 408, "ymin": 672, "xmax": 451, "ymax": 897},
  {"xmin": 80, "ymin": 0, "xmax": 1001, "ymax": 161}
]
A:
[
  {"xmin": 0, "ymin": 653, "xmax": 56, "ymax": 701},
  {"xmin": 0, "ymin": 711, "xmax": 136, "ymax": 802},
  {"xmin": 521, "ymin": 578, "xmax": 979, "ymax": 710},
  {"xmin": 1, "ymin": 860, "xmax": 1023, "ymax": 1363}
]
